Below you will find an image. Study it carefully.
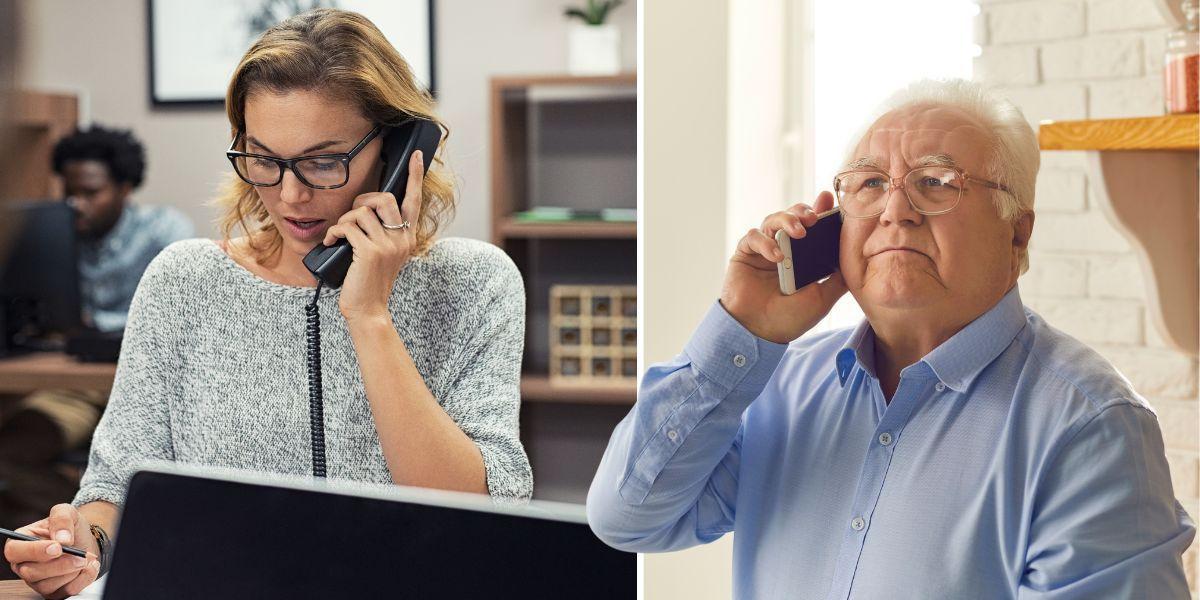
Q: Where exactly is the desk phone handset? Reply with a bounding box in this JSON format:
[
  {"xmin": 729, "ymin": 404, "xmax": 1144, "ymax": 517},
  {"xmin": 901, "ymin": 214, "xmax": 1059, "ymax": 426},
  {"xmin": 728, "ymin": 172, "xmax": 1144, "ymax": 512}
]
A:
[
  {"xmin": 300, "ymin": 118, "xmax": 441, "ymax": 478},
  {"xmin": 303, "ymin": 118, "xmax": 442, "ymax": 289}
]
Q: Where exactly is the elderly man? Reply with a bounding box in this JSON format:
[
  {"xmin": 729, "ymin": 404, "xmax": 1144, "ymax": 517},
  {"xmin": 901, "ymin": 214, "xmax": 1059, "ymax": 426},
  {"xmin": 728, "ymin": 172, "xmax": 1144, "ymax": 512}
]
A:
[{"xmin": 587, "ymin": 80, "xmax": 1195, "ymax": 599}]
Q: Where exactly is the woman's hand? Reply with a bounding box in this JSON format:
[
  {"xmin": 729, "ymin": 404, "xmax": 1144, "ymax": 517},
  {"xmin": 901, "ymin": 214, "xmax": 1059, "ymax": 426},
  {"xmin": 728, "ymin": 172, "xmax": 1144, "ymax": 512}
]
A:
[
  {"xmin": 3, "ymin": 504, "xmax": 101, "ymax": 599},
  {"xmin": 720, "ymin": 191, "xmax": 849, "ymax": 344},
  {"xmin": 322, "ymin": 150, "xmax": 425, "ymax": 325}
]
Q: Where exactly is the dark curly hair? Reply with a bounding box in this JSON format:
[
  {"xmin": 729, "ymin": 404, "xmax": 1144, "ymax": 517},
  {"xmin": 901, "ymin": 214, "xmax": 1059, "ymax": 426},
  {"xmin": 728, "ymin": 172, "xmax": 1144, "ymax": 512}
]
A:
[{"xmin": 51, "ymin": 124, "xmax": 146, "ymax": 188}]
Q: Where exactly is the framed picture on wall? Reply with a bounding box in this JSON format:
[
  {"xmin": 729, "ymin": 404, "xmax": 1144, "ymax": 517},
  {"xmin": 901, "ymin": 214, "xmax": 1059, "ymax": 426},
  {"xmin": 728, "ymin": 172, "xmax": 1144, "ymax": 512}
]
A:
[{"xmin": 147, "ymin": 0, "xmax": 435, "ymax": 106}]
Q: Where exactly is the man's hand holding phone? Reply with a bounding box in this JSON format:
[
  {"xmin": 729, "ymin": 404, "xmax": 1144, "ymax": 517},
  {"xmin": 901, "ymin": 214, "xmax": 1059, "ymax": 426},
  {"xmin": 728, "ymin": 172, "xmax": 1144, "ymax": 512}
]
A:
[
  {"xmin": 721, "ymin": 191, "xmax": 848, "ymax": 344},
  {"xmin": 4, "ymin": 504, "xmax": 101, "ymax": 599}
]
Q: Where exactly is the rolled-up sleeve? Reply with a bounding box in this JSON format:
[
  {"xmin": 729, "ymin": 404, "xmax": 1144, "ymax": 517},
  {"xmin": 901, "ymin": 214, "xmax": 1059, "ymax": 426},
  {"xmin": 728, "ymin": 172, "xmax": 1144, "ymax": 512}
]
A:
[
  {"xmin": 438, "ymin": 251, "xmax": 532, "ymax": 500},
  {"xmin": 74, "ymin": 254, "xmax": 179, "ymax": 508},
  {"xmin": 1019, "ymin": 402, "xmax": 1195, "ymax": 599},
  {"xmin": 587, "ymin": 300, "xmax": 787, "ymax": 552}
]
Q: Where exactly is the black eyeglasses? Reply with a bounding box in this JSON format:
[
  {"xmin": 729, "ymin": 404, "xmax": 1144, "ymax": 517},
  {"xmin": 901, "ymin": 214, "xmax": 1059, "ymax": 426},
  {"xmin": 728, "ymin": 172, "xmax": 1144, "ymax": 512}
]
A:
[{"xmin": 226, "ymin": 125, "xmax": 382, "ymax": 189}]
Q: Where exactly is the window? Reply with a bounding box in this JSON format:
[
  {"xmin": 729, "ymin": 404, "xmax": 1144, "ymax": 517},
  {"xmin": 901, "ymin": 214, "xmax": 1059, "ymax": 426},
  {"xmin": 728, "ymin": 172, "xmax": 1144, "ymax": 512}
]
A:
[{"xmin": 793, "ymin": 0, "xmax": 980, "ymax": 333}]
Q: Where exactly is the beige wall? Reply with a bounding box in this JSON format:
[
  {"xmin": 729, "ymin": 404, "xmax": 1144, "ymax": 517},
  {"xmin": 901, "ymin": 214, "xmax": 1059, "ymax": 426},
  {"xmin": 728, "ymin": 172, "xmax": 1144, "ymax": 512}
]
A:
[
  {"xmin": 15, "ymin": 0, "xmax": 636, "ymax": 242},
  {"xmin": 643, "ymin": 0, "xmax": 736, "ymax": 597}
]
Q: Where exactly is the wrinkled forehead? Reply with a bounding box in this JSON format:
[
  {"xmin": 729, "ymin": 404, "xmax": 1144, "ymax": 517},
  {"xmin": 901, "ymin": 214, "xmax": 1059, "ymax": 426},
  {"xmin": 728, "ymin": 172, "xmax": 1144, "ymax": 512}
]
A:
[{"xmin": 847, "ymin": 105, "xmax": 993, "ymax": 174}]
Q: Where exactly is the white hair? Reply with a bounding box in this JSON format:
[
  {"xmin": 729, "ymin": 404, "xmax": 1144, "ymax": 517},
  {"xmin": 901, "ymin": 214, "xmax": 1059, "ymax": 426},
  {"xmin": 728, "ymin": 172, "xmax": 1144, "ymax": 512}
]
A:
[{"xmin": 843, "ymin": 78, "xmax": 1039, "ymax": 274}]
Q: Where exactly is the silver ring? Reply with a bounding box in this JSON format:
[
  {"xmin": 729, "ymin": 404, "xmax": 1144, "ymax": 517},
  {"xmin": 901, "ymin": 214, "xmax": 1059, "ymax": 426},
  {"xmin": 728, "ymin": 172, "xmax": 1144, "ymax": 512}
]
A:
[{"xmin": 381, "ymin": 220, "xmax": 411, "ymax": 230}]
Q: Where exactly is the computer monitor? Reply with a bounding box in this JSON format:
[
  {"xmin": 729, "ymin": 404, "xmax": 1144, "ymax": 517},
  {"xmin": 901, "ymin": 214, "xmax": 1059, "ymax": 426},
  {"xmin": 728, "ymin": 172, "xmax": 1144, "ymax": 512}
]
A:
[
  {"xmin": 0, "ymin": 200, "xmax": 82, "ymax": 354},
  {"xmin": 101, "ymin": 464, "xmax": 635, "ymax": 599}
]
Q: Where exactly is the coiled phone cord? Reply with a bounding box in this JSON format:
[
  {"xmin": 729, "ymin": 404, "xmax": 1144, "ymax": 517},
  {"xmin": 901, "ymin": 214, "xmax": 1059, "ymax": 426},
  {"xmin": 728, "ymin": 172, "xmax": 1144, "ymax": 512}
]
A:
[{"xmin": 304, "ymin": 281, "xmax": 327, "ymax": 478}]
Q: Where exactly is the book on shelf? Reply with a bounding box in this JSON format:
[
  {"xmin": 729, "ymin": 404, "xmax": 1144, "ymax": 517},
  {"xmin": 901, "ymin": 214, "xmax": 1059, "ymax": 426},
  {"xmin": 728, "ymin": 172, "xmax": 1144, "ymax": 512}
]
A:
[{"xmin": 512, "ymin": 206, "xmax": 636, "ymax": 223}]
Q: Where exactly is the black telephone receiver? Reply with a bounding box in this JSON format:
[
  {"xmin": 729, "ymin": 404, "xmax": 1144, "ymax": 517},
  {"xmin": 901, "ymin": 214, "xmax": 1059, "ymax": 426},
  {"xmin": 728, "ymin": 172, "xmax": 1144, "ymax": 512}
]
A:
[
  {"xmin": 302, "ymin": 118, "xmax": 442, "ymax": 288},
  {"xmin": 299, "ymin": 117, "xmax": 441, "ymax": 479}
]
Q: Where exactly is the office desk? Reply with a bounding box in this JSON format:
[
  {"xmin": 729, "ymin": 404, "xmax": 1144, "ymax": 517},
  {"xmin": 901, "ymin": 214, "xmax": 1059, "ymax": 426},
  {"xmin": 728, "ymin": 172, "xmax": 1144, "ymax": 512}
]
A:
[
  {"xmin": 0, "ymin": 353, "xmax": 116, "ymax": 395},
  {"xmin": 0, "ymin": 580, "xmax": 39, "ymax": 599}
]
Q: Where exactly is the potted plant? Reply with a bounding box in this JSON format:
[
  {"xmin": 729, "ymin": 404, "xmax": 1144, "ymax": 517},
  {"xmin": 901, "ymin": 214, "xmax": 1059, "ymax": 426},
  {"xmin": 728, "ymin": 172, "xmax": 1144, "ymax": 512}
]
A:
[{"xmin": 564, "ymin": 0, "xmax": 624, "ymax": 75}]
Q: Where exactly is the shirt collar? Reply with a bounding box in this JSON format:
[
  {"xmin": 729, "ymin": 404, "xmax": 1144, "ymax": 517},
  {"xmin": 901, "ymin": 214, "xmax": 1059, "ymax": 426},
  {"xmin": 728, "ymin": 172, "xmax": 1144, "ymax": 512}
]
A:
[
  {"xmin": 84, "ymin": 204, "xmax": 134, "ymax": 252},
  {"xmin": 835, "ymin": 318, "xmax": 878, "ymax": 385},
  {"xmin": 834, "ymin": 285, "xmax": 1027, "ymax": 392}
]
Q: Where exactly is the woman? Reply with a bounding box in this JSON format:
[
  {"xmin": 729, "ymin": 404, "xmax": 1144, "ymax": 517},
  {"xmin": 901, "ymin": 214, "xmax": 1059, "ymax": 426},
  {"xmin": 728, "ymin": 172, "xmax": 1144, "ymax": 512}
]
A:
[{"xmin": 4, "ymin": 9, "xmax": 530, "ymax": 597}]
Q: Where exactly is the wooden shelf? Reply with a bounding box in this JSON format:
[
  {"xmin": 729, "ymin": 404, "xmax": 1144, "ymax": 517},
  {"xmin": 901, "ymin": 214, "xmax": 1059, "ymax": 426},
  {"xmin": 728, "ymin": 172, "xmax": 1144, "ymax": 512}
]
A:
[
  {"xmin": 1039, "ymin": 114, "xmax": 1199, "ymax": 151},
  {"xmin": 520, "ymin": 374, "xmax": 636, "ymax": 406},
  {"xmin": 9, "ymin": 90, "xmax": 78, "ymax": 199},
  {"xmin": 498, "ymin": 218, "xmax": 635, "ymax": 239},
  {"xmin": 491, "ymin": 73, "xmax": 637, "ymax": 501},
  {"xmin": 0, "ymin": 352, "xmax": 115, "ymax": 394},
  {"xmin": 1039, "ymin": 114, "xmax": 1199, "ymax": 355},
  {"xmin": 491, "ymin": 73, "xmax": 636, "ymax": 90},
  {"xmin": 489, "ymin": 73, "xmax": 637, "ymax": 248}
]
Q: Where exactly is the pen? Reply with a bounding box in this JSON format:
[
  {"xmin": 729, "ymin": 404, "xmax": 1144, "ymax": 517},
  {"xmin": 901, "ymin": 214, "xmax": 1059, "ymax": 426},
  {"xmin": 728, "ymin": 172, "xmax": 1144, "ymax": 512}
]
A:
[{"xmin": 0, "ymin": 527, "xmax": 89, "ymax": 558}]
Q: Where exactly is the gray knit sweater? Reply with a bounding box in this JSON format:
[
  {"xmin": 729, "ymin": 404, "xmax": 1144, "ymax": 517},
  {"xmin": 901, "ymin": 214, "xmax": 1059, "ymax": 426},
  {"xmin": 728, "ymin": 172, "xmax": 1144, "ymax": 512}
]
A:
[{"xmin": 72, "ymin": 237, "xmax": 532, "ymax": 506}]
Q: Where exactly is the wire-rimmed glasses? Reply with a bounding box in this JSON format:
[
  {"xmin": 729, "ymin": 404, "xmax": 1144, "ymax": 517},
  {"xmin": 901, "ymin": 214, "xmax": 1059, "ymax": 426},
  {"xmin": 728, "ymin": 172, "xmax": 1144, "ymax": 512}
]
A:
[{"xmin": 833, "ymin": 165, "xmax": 1012, "ymax": 219}]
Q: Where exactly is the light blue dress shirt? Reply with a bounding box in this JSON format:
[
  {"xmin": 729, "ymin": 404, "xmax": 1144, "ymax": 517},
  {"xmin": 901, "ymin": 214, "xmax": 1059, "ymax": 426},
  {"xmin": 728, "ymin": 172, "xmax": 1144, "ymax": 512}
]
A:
[{"xmin": 588, "ymin": 285, "xmax": 1194, "ymax": 599}]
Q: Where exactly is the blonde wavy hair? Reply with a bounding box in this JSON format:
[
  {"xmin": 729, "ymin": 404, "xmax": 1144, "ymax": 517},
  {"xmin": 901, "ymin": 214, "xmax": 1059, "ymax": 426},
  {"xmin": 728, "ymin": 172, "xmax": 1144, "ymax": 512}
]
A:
[{"xmin": 217, "ymin": 8, "xmax": 454, "ymax": 262}]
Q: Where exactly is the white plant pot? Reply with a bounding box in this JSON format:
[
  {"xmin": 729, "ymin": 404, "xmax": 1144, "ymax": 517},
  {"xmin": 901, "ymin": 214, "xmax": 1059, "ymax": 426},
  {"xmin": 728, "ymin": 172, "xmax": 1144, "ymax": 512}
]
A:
[{"xmin": 568, "ymin": 23, "xmax": 621, "ymax": 75}]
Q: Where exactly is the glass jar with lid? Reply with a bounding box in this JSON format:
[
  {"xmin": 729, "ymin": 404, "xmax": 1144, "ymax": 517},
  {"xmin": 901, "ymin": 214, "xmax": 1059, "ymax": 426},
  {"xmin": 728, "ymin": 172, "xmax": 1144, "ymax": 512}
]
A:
[{"xmin": 1164, "ymin": 0, "xmax": 1199, "ymax": 113}]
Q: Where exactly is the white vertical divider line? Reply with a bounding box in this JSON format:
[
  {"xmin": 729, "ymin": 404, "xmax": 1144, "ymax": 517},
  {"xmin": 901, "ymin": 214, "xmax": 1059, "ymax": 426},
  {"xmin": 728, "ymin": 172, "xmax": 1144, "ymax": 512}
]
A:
[{"xmin": 635, "ymin": 0, "xmax": 645, "ymax": 593}]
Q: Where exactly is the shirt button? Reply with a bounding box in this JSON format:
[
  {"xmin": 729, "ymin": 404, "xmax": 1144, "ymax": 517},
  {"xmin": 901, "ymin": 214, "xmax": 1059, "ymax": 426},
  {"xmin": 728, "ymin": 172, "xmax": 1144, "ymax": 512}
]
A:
[
  {"xmin": 733, "ymin": 354, "xmax": 747, "ymax": 368},
  {"xmin": 851, "ymin": 517, "xmax": 865, "ymax": 531},
  {"xmin": 935, "ymin": 382, "xmax": 946, "ymax": 392},
  {"xmin": 878, "ymin": 432, "xmax": 893, "ymax": 446},
  {"xmin": 667, "ymin": 429, "xmax": 678, "ymax": 441}
]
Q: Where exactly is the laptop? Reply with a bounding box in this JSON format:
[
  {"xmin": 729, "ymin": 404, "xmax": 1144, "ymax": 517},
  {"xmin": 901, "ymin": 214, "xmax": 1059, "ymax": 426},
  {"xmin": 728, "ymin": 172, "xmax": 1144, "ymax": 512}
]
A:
[{"xmin": 100, "ymin": 464, "xmax": 634, "ymax": 599}]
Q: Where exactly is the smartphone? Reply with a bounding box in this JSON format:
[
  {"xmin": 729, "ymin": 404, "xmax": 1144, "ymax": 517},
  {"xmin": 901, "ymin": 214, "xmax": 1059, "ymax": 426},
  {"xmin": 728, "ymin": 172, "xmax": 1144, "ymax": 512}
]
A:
[
  {"xmin": 302, "ymin": 118, "xmax": 442, "ymax": 288},
  {"xmin": 775, "ymin": 207, "xmax": 842, "ymax": 295}
]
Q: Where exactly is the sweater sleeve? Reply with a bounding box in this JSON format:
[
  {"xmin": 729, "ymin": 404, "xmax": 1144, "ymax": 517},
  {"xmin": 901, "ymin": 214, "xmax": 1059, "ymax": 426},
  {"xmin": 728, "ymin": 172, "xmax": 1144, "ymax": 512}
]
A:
[
  {"xmin": 73, "ymin": 247, "xmax": 182, "ymax": 508},
  {"xmin": 436, "ymin": 246, "xmax": 533, "ymax": 500}
]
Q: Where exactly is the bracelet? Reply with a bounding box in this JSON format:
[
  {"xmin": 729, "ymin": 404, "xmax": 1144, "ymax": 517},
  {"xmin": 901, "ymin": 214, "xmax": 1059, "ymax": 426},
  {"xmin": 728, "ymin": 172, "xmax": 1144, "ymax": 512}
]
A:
[{"xmin": 89, "ymin": 524, "xmax": 112, "ymax": 577}]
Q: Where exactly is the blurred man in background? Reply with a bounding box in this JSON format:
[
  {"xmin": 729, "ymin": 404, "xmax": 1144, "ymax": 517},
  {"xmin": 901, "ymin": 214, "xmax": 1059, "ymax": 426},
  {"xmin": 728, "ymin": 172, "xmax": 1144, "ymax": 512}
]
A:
[
  {"xmin": 57, "ymin": 126, "xmax": 194, "ymax": 332},
  {"xmin": 0, "ymin": 125, "xmax": 193, "ymax": 530}
]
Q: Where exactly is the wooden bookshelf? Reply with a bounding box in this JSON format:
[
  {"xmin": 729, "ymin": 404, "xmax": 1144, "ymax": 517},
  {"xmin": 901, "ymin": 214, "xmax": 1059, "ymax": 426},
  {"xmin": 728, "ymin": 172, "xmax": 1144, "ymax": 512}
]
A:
[
  {"xmin": 8, "ymin": 90, "xmax": 78, "ymax": 200},
  {"xmin": 1039, "ymin": 114, "xmax": 1199, "ymax": 151},
  {"xmin": 489, "ymin": 73, "xmax": 638, "ymax": 381},
  {"xmin": 489, "ymin": 74, "xmax": 637, "ymax": 502},
  {"xmin": 489, "ymin": 73, "xmax": 637, "ymax": 245},
  {"xmin": 520, "ymin": 374, "xmax": 636, "ymax": 405}
]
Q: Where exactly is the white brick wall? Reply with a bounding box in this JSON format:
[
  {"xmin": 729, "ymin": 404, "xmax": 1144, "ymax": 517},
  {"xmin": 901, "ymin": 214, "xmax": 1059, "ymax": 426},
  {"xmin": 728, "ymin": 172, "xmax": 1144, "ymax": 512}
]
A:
[
  {"xmin": 1034, "ymin": 169, "xmax": 1087, "ymax": 212},
  {"xmin": 1041, "ymin": 35, "xmax": 1143, "ymax": 81},
  {"xmin": 1156, "ymin": 399, "xmax": 1200, "ymax": 450},
  {"xmin": 1024, "ymin": 253, "xmax": 1088, "ymax": 296},
  {"xmin": 1098, "ymin": 346, "xmax": 1200, "ymax": 399},
  {"xmin": 988, "ymin": 1, "xmax": 1085, "ymax": 43},
  {"xmin": 1029, "ymin": 298, "xmax": 1144, "ymax": 344},
  {"xmin": 1088, "ymin": 256, "xmax": 1146, "ymax": 300},
  {"xmin": 1088, "ymin": 0, "xmax": 1169, "ymax": 33},
  {"xmin": 1091, "ymin": 76, "xmax": 1165, "ymax": 118},
  {"xmin": 1001, "ymin": 83, "xmax": 1089, "ymax": 125},
  {"xmin": 1031, "ymin": 212, "xmax": 1130, "ymax": 253},
  {"xmin": 973, "ymin": 45, "xmax": 1040, "ymax": 86},
  {"xmin": 975, "ymin": 0, "xmax": 1198, "ymax": 591}
]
